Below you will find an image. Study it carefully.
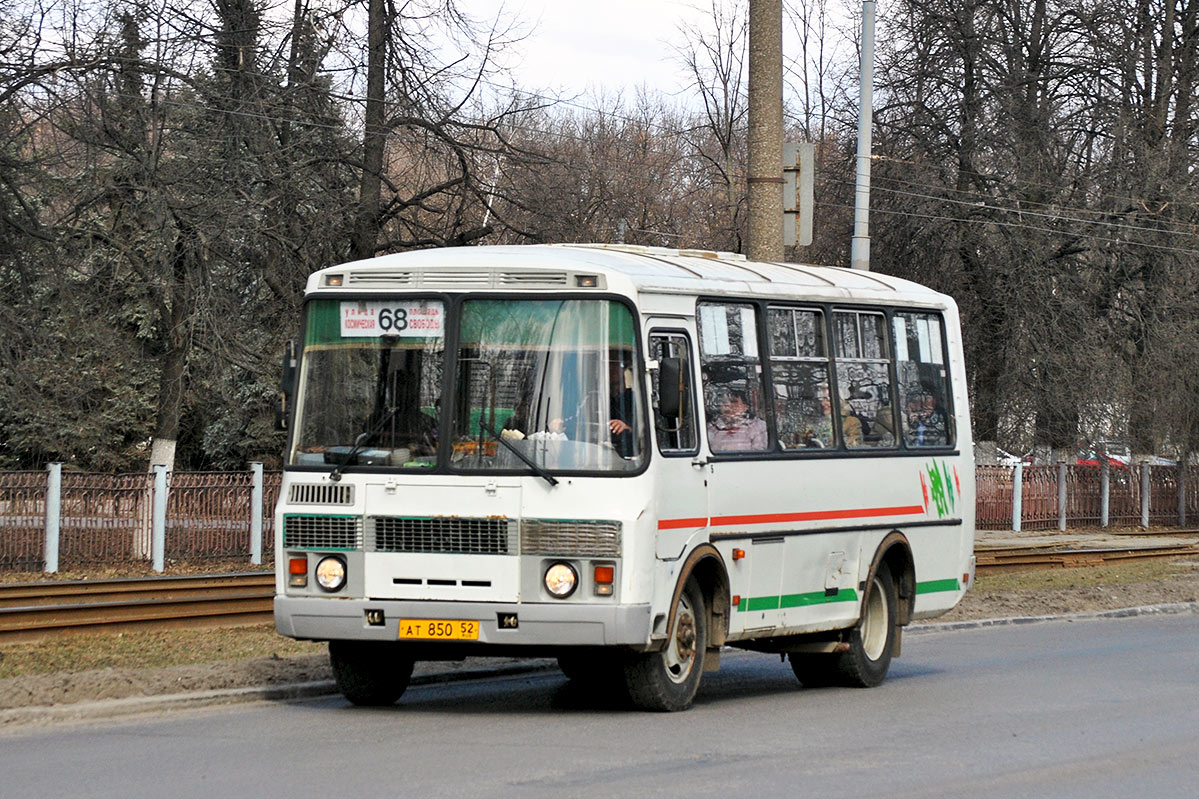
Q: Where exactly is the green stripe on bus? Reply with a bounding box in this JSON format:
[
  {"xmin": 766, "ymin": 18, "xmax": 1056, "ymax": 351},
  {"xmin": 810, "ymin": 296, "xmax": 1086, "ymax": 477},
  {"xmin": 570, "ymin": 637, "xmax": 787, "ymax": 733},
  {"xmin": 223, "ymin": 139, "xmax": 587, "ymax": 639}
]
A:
[
  {"xmin": 916, "ymin": 578, "xmax": 961, "ymax": 594},
  {"xmin": 738, "ymin": 588, "xmax": 859, "ymax": 612}
]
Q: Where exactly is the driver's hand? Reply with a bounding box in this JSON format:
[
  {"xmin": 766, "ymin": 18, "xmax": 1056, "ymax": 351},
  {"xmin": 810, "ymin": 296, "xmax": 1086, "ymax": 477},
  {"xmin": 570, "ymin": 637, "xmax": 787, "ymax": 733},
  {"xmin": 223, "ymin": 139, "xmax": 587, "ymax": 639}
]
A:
[{"xmin": 609, "ymin": 419, "xmax": 630, "ymax": 434}]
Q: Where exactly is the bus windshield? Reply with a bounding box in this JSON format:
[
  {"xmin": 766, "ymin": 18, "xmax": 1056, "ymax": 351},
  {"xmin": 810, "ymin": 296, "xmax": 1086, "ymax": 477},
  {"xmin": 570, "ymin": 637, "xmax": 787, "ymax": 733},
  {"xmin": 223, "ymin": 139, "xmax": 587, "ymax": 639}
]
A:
[
  {"xmin": 289, "ymin": 298, "xmax": 447, "ymax": 469},
  {"xmin": 451, "ymin": 299, "xmax": 645, "ymax": 474},
  {"xmin": 288, "ymin": 297, "xmax": 645, "ymax": 474}
]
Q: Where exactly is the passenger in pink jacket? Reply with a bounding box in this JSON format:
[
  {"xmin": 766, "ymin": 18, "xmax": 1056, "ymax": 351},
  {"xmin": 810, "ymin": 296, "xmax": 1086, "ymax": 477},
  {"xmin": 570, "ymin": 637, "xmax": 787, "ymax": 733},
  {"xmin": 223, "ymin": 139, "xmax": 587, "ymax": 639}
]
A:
[{"xmin": 707, "ymin": 390, "xmax": 768, "ymax": 452}]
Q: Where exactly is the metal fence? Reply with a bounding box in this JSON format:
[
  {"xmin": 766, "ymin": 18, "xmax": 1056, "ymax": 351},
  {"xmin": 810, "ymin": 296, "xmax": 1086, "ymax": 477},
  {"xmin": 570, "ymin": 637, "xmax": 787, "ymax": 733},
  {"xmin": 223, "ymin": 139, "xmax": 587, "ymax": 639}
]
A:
[
  {"xmin": 976, "ymin": 462, "xmax": 1199, "ymax": 531},
  {"xmin": 0, "ymin": 465, "xmax": 280, "ymax": 572}
]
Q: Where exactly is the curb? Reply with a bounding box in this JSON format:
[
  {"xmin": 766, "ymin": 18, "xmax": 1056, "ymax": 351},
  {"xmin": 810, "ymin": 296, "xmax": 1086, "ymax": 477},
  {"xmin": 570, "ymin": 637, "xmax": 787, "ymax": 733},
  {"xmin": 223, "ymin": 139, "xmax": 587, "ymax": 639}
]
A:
[
  {"xmin": 0, "ymin": 659, "xmax": 555, "ymax": 730},
  {"xmin": 4, "ymin": 604, "xmax": 1197, "ymax": 729},
  {"xmin": 909, "ymin": 600, "xmax": 1199, "ymax": 633}
]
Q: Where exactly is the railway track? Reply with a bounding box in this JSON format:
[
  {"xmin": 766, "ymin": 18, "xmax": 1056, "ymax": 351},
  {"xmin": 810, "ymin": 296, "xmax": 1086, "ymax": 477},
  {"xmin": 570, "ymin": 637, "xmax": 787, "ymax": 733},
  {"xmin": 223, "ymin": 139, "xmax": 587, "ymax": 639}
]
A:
[
  {"xmin": 0, "ymin": 572, "xmax": 275, "ymax": 643},
  {"xmin": 975, "ymin": 542, "xmax": 1199, "ymax": 572},
  {"xmin": 1, "ymin": 540, "xmax": 1196, "ymax": 642}
]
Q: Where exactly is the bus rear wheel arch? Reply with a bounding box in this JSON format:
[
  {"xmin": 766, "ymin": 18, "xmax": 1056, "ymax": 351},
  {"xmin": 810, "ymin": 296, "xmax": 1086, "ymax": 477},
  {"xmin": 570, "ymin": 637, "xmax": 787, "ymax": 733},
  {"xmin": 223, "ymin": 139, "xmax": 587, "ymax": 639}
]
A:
[{"xmin": 790, "ymin": 537, "xmax": 912, "ymax": 689}]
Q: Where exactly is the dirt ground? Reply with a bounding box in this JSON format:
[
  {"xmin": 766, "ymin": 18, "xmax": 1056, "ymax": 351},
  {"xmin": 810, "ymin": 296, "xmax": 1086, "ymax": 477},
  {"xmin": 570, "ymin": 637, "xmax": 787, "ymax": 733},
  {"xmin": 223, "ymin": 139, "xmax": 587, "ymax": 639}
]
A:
[{"xmin": 2, "ymin": 556, "xmax": 1197, "ymax": 712}]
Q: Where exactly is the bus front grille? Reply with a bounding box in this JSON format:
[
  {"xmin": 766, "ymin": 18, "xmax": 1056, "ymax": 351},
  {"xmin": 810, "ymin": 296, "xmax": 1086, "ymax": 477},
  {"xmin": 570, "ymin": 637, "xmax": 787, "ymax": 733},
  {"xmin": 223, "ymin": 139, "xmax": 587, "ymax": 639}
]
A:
[
  {"xmin": 283, "ymin": 515, "xmax": 363, "ymax": 550},
  {"xmin": 287, "ymin": 483, "xmax": 354, "ymax": 505},
  {"xmin": 520, "ymin": 519, "xmax": 622, "ymax": 557},
  {"xmin": 370, "ymin": 517, "xmax": 516, "ymax": 555}
]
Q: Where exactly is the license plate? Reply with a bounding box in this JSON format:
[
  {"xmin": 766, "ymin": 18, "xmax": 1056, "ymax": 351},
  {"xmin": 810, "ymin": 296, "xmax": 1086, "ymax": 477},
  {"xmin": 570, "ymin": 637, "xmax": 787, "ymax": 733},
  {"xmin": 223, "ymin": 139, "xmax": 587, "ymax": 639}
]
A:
[{"xmin": 398, "ymin": 619, "xmax": 479, "ymax": 641}]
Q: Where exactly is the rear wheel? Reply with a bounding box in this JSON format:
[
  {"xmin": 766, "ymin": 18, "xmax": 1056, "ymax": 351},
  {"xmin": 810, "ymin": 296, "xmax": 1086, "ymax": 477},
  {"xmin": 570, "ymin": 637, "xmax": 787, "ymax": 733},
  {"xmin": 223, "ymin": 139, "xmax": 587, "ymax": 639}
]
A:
[
  {"xmin": 789, "ymin": 562, "xmax": 898, "ymax": 689},
  {"xmin": 623, "ymin": 577, "xmax": 707, "ymax": 712},
  {"xmin": 329, "ymin": 640, "xmax": 415, "ymax": 706}
]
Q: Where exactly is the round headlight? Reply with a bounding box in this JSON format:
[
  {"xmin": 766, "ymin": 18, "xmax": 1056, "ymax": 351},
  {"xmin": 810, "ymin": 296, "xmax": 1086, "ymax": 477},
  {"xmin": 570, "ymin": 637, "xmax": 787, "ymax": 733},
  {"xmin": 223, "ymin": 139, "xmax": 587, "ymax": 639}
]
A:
[
  {"xmin": 544, "ymin": 562, "xmax": 578, "ymax": 599},
  {"xmin": 314, "ymin": 556, "xmax": 347, "ymax": 592}
]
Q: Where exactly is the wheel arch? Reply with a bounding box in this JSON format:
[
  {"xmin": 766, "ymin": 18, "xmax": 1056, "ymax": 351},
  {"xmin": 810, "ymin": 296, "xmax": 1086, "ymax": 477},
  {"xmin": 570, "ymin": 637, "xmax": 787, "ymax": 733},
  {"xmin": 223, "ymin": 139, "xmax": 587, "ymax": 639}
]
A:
[
  {"xmin": 674, "ymin": 544, "xmax": 731, "ymax": 648},
  {"xmin": 865, "ymin": 531, "xmax": 916, "ymax": 627}
]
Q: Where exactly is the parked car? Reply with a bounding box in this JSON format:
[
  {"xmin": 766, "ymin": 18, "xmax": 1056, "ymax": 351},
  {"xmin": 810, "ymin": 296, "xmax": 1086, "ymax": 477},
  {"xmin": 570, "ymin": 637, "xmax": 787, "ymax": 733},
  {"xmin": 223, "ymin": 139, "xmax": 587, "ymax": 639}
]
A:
[
  {"xmin": 996, "ymin": 448, "xmax": 1031, "ymax": 467},
  {"xmin": 1076, "ymin": 440, "xmax": 1131, "ymax": 468}
]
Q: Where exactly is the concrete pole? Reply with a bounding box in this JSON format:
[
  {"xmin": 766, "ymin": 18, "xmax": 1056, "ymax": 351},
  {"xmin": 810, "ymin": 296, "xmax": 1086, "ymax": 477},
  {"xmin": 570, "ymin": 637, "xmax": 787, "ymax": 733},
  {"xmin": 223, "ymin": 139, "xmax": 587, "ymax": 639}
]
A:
[
  {"xmin": 747, "ymin": 0, "xmax": 783, "ymax": 263},
  {"xmin": 152, "ymin": 464, "xmax": 167, "ymax": 573},
  {"xmin": 850, "ymin": 1, "xmax": 876, "ymax": 271},
  {"xmin": 1179, "ymin": 461, "xmax": 1187, "ymax": 526},
  {"xmin": 1011, "ymin": 462, "xmax": 1023, "ymax": 533},
  {"xmin": 44, "ymin": 463, "xmax": 62, "ymax": 574},
  {"xmin": 1140, "ymin": 462, "xmax": 1150, "ymax": 528},
  {"xmin": 1100, "ymin": 460, "xmax": 1110, "ymax": 528},
  {"xmin": 1057, "ymin": 461, "xmax": 1068, "ymax": 532},
  {"xmin": 250, "ymin": 462, "xmax": 264, "ymax": 566}
]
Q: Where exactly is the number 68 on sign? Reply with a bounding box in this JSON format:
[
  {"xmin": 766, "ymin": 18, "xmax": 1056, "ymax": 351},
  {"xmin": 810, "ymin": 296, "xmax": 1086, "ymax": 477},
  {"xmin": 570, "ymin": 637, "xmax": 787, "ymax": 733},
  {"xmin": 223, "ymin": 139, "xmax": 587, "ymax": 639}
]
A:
[{"xmin": 340, "ymin": 301, "xmax": 444, "ymax": 338}]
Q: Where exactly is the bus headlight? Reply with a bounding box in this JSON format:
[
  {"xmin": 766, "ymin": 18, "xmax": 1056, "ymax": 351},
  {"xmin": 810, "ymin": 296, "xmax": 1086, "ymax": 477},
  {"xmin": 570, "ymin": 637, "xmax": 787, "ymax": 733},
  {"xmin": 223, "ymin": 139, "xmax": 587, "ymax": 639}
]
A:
[
  {"xmin": 544, "ymin": 562, "xmax": 578, "ymax": 599},
  {"xmin": 315, "ymin": 556, "xmax": 347, "ymax": 592}
]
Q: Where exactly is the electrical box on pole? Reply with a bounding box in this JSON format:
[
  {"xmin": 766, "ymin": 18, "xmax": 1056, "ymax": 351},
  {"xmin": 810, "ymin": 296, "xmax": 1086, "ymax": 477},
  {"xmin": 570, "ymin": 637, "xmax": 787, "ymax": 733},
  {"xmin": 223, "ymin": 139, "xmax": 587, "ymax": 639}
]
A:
[{"xmin": 783, "ymin": 142, "xmax": 814, "ymax": 247}]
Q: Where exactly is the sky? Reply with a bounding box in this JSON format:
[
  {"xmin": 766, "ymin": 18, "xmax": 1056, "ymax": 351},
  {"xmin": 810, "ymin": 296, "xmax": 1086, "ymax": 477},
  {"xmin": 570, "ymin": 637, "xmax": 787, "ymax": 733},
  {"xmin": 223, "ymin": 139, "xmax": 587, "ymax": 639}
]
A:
[{"xmin": 469, "ymin": 0, "xmax": 712, "ymax": 102}]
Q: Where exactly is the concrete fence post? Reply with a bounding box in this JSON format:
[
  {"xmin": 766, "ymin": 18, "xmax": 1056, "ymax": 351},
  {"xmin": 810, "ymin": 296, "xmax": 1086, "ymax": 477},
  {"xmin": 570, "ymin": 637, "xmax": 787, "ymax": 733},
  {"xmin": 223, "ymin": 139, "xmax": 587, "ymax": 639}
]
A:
[
  {"xmin": 44, "ymin": 462, "xmax": 62, "ymax": 574},
  {"xmin": 1179, "ymin": 462, "xmax": 1188, "ymax": 527},
  {"xmin": 1140, "ymin": 463, "xmax": 1150, "ymax": 528},
  {"xmin": 1011, "ymin": 462, "xmax": 1023, "ymax": 532},
  {"xmin": 152, "ymin": 464, "xmax": 167, "ymax": 573},
  {"xmin": 1100, "ymin": 460, "xmax": 1110, "ymax": 528},
  {"xmin": 250, "ymin": 462, "xmax": 264, "ymax": 566},
  {"xmin": 1057, "ymin": 461, "xmax": 1068, "ymax": 532}
]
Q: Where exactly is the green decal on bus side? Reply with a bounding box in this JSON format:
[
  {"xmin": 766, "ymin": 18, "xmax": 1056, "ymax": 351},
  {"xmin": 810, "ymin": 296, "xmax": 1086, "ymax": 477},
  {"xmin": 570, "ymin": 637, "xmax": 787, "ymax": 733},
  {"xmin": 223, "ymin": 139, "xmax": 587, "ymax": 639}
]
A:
[
  {"xmin": 735, "ymin": 580, "xmax": 960, "ymax": 612},
  {"xmin": 915, "ymin": 578, "xmax": 961, "ymax": 594},
  {"xmin": 739, "ymin": 588, "xmax": 859, "ymax": 613}
]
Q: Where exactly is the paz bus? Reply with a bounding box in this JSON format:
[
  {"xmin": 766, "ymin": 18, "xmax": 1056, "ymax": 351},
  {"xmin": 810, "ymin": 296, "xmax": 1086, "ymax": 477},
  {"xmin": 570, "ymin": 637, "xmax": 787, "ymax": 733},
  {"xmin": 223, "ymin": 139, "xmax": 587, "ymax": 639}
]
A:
[{"xmin": 273, "ymin": 243, "xmax": 975, "ymax": 711}]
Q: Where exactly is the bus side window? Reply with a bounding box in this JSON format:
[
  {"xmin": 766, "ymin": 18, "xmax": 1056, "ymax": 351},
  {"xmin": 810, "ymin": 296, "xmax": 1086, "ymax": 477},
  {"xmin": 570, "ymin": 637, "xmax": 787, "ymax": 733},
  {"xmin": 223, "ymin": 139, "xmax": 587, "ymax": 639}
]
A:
[
  {"xmin": 833, "ymin": 310, "xmax": 896, "ymax": 448},
  {"xmin": 649, "ymin": 333, "xmax": 698, "ymax": 454},
  {"xmin": 892, "ymin": 312, "xmax": 953, "ymax": 447},
  {"xmin": 697, "ymin": 302, "xmax": 770, "ymax": 454},
  {"xmin": 768, "ymin": 307, "xmax": 834, "ymax": 449}
]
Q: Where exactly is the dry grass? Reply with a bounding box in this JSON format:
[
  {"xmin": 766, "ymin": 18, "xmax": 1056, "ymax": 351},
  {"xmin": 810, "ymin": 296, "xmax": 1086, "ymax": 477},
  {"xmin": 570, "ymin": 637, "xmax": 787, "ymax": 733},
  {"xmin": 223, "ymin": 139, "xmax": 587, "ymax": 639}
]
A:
[
  {"xmin": 0, "ymin": 560, "xmax": 271, "ymax": 584},
  {"xmin": 0, "ymin": 625, "xmax": 323, "ymax": 680}
]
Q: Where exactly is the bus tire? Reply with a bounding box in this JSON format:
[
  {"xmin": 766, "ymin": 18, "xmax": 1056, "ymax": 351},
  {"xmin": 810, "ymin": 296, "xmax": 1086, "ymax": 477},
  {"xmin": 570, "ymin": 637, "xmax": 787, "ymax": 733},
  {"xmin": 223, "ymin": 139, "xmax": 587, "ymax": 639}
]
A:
[
  {"xmin": 787, "ymin": 653, "xmax": 840, "ymax": 688},
  {"xmin": 329, "ymin": 640, "xmax": 415, "ymax": 706},
  {"xmin": 835, "ymin": 561, "xmax": 898, "ymax": 687},
  {"xmin": 557, "ymin": 650, "xmax": 626, "ymax": 691},
  {"xmin": 623, "ymin": 577, "xmax": 707, "ymax": 712}
]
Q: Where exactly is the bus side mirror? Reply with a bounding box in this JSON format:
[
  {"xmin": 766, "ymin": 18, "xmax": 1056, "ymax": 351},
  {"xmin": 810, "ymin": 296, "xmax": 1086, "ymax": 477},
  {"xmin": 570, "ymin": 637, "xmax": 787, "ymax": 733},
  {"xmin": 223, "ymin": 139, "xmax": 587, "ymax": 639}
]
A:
[
  {"xmin": 276, "ymin": 340, "xmax": 297, "ymax": 431},
  {"xmin": 659, "ymin": 357, "xmax": 684, "ymax": 418}
]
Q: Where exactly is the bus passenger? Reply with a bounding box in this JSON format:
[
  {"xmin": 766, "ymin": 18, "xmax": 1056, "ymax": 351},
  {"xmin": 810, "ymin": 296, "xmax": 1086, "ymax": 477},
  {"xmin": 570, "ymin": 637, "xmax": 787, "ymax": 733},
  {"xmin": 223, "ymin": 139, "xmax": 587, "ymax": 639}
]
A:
[
  {"xmin": 609, "ymin": 358, "xmax": 636, "ymax": 456},
  {"xmin": 708, "ymin": 390, "xmax": 767, "ymax": 452},
  {"xmin": 841, "ymin": 400, "xmax": 863, "ymax": 446}
]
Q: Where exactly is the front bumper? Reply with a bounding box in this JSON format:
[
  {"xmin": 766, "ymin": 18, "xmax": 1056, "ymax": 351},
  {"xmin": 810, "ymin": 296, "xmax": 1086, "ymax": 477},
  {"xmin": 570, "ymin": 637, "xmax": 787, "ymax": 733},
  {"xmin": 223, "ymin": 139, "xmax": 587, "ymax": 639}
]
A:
[{"xmin": 275, "ymin": 596, "xmax": 653, "ymax": 647}]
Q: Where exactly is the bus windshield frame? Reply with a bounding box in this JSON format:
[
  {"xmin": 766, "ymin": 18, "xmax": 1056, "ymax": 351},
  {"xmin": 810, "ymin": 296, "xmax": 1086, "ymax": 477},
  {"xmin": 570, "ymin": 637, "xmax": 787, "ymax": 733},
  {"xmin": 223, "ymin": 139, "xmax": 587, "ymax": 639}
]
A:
[{"xmin": 287, "ymin": 294, "xmax": 648, "ymax": 477}]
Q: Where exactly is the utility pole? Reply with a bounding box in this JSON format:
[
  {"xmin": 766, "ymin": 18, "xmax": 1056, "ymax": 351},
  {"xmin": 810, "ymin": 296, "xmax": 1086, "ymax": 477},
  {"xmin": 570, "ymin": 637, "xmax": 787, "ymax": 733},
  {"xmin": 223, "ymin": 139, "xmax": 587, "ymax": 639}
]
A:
[
  {"xmin": 850, "ymin": 1, "xmax": 876, "ymax": 271},
  {"xmin": 747, "ymin": 0, "xmax": 783, "ymax": 263}
]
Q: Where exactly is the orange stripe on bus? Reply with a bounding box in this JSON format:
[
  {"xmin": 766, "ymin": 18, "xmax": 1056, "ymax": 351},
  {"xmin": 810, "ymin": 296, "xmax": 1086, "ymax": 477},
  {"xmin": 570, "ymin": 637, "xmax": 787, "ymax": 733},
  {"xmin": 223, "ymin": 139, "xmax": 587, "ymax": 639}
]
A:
[
  {"xmin": 657, "ymin": 505, "xmax": 925, "ymax": 530},
  {"xmin": 658, "ymin": 517, "xmax": 710, "ymax": 530}
]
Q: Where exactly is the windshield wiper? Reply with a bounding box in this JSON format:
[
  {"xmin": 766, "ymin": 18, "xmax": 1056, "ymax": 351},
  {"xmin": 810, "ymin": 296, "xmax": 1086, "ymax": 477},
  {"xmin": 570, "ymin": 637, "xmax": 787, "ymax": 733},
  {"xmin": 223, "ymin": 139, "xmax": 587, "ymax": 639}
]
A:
[
  {"xmin": 329, "ymin": 406, "xmax": 400, "ymax": 482},
  {"xmin": 477, "ymin": 420, "xmax": 558, "ymax": 488}
]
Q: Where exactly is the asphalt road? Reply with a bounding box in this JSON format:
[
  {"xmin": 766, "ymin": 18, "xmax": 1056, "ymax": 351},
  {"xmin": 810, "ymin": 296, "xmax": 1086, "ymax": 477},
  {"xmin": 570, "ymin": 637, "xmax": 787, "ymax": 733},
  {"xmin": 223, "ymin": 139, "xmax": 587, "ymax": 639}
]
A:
[{"xmin": 3, "ymin": 614, "xmax": 1197, "ymax": 798}]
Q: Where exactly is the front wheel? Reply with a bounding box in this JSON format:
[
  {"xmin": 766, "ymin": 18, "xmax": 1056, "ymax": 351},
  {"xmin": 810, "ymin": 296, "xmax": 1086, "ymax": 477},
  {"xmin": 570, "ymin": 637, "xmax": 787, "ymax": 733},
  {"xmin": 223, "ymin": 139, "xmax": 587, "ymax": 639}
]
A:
[
  {"xmin": 329, "ymin": 640, "xmax": 415, "ymax": 706},
  {"xmin": 623, "ymin": 577, "xmax": 707, "ymax": 712}
]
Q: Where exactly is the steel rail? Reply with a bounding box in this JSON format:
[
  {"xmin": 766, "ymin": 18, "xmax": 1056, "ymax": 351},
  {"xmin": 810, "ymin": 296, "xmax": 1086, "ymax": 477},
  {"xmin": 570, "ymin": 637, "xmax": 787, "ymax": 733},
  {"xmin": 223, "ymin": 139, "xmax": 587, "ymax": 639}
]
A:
[
  {"xmin": 0, "ymin": 573, "xmax": 275, "ymax": 643},
  {"xmin": 975, "ymin": 543, "xmax": 1199, "ymax": 573}
]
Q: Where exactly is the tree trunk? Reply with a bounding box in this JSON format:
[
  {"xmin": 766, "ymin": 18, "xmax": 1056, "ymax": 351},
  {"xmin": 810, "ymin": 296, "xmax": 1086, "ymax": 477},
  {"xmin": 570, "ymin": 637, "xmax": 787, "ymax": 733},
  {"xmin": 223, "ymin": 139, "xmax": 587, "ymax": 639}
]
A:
[{"xmin": 350, "ymin": 0, "xmax": 388, "ymax": 261}]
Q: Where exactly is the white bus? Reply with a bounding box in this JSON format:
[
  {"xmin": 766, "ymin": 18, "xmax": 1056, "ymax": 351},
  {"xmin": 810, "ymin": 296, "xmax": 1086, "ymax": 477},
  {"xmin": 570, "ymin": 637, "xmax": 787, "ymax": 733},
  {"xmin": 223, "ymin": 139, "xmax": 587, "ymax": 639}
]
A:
[{"xmin": 274, "ymin": 244, "xmax": 976, "ymax": 711}]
